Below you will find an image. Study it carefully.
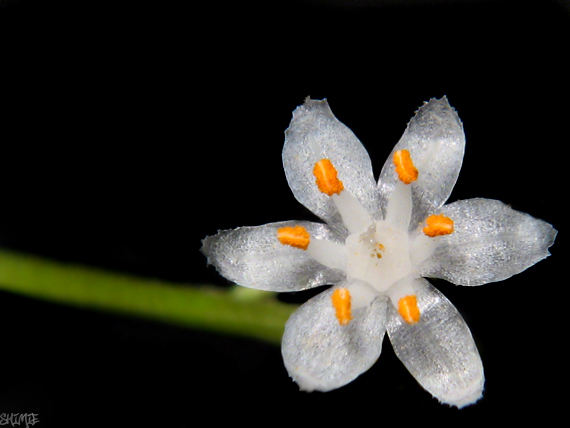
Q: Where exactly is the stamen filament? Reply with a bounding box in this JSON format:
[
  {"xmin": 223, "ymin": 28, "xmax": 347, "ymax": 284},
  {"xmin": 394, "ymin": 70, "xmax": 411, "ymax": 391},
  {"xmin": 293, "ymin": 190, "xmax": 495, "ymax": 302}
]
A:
[{"xmin": 332, "ymin": 191, "xmax": 372, "ymax": 234}]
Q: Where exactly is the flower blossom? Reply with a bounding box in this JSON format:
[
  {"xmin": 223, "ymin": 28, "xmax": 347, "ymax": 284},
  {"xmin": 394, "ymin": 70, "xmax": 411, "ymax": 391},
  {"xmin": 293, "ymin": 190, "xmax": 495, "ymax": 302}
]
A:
[{"xmin": 201, "ymin": 97, "xmax": 556, "ymax": 407}]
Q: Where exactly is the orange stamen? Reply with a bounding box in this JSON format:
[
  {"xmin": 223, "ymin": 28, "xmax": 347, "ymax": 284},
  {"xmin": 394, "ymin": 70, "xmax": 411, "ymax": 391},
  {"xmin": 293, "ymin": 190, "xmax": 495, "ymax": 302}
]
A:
[
  {"xmin": 393, "ymin": 149, "xmax": 418, "ymax": 184},
  {"xmin": 331, "ymin": 288, "xmax": 352, "ymax": 326},
  {"xmin": 277, "ymin": 225, "xmax": 310, "ymax": 250},
  {"xmin": 398, "ymin": 295, "xmax": 420, "ymax": 324},
  {"xmin": 313, "ymin": 159, "xmax": 344, "ymax": 196},
  {"xmin": 423, "ymin": 214, "xmax": 454, "ymax": 237}
]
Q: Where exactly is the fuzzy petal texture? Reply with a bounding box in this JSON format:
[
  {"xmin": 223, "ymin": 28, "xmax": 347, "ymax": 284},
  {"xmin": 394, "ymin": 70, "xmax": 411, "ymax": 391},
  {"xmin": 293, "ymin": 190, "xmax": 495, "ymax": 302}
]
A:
[
  {"xmin": 387, "ymin": 278, "xmax": 484, "ymax": 408},
  {"xmin": 201, "ymin": 221, "xmax": 346, "ymax": 292},
  {"xmin": 418, "ymin": 198, "xmax": 557, "ymax": 286},
  {"xmin": 378, "ymin": 97, "xmax": 465, "ymax": 229},
  {"xmin": 283, "ymin": 98, "xmax": 383, "ymax": 235},
  {"xmin": 282, "ymin": 285, "xmax": 387, "ymax": 392}
]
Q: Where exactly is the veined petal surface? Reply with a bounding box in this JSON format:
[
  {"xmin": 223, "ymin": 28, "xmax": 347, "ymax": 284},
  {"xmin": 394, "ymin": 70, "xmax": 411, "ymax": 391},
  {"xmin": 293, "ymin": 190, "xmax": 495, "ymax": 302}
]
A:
[
  {"xmin": 418, "ymin": 198, "xmax": 557, "ymax": 286},
  {"xmin": 387, "ymin": 278, "xmax": 484, "ymax": 408},
  {"xmin": 283, "ymin": 98, "xmax": 382, "ymax": 235},
  {"xmin": 378, "ymin": 97, "xmax": 465, "ymax": 229},
  {"xmin": 282, "ymin": 285, "xmax": 387, "ymax": 392},
  {"xmin": 201, "ymin": 221, "xmax": 346, "ymax": 292}
]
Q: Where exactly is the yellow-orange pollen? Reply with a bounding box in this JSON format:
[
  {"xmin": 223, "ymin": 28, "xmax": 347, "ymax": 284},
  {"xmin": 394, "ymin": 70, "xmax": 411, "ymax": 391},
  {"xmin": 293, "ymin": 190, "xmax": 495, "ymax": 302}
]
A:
[
  {"xmin": 277, "ymin": 225, "xmax": 311, "ymax": 250},
  {"xmin": 393, "ymin": 149, "xmax": 418, "ymax": 184},
  {"xmin": 313, "ymin": 159, "xmax": 344, "ymax": 196},
  {"xmin": 331, "ymin": 288, "xmax": 352, "ymax": 326},
  {"xmin": 371, "ymin": 243, "xmax": 385, "ymax": 259},
  {"xmin": 423, "ymin": 214, "xmax": 454, "ymax": 237},
  {"xmin": 398, "ymin": 295, "xmax": 420, "ymax": 324}
]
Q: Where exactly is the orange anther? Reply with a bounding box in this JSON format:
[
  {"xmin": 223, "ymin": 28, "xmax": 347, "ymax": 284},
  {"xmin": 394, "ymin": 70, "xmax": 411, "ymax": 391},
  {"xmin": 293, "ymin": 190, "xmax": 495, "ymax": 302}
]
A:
[
  {"xmin": 331, "ymin": 288, "xmax": 352, "ymax": 326},
  {"xmin": 313, "ymin": 159, "xmax": 344, "ymax": 196},
  {"xmin": 398, "ymin": 295, "xmax": 420, "ymax": 324},
  {"xmin": 277, "ymin": 225, "xmax": 311, "ymax": 250},
  {"xmin": 393, "ymin": 149, "xmax": 418, "ymax": 184},
  {"xmin": 423, "ymin": 214, "xmax": 454, "ymax": 237}
]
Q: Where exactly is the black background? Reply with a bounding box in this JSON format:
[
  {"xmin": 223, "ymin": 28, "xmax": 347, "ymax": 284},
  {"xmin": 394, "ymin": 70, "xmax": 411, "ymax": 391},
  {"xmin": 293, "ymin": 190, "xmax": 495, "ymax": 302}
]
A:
[{"xmin": 0, "ymin": 0, "xmax": 568, "ymax": 426}]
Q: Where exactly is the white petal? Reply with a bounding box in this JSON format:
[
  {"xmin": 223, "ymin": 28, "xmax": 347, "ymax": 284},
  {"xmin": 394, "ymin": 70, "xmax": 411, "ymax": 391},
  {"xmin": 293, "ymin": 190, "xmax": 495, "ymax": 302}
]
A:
[
  {"xmin": 201, "ymin": 221, "xmax": 346, "ymax": 291},
  {"xmin": 387, "ymin": 278, "xmax": 484, "ymax": 408},
  {"xmin": 282, "ymin": 284, "xmax": 387, "ymax": 392},
  {"xmin": 283, "ymin": 98, "xmax": 382, "ymax": 235},
  {"xmin": 418, "ymin": 198, "xmax": 557, "ymax": 286},
  {"xmin": 378, "ymin": 97, "xmax": 465, "ymax": 229}
]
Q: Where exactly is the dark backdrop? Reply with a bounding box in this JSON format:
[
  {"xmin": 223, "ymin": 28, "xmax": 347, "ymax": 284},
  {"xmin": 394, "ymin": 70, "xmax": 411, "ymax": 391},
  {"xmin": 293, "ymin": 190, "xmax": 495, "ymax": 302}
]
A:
[{"xmin": 0, "ymin": 0, "xmax": 567, "ymax": 426}]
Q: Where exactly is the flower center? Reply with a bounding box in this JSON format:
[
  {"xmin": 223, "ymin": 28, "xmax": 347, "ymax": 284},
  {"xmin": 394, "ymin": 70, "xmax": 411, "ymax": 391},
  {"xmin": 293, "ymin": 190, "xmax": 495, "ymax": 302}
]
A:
[{"xmin": 345, "ymin": 220, "xmax": 413, "ymax": 292}]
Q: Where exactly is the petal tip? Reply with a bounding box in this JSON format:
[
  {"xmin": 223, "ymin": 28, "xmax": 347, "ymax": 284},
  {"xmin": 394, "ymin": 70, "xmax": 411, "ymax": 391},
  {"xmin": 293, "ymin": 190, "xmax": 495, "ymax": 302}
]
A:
[
  {"xmin": 421, "ymin": 95, "xmax": 457, "ymax": 116},
  {"xmin": 437, "ymin": 94, "xmax": 451, "ymax": 106},
  {"xmin": 200, "ymin": 235, "xmax": 214, "ymax": 261},
  {"xmin": 405, "ymin": 96, "xmax": 463, "ymax": 138},
  {"xmin": 291, "ymin": 97, "xmax": 331, "ymax": 121},
  {"xmin": 438, "ymin": 377, "xmax": 485, "ymax": 409},
  {"xmin": 284, "ymin": 364, "xmax": 329, "ymax": 393},
  {"xmin": 302, "ymin": 95, "xmax": 328, "ymax": 106}
]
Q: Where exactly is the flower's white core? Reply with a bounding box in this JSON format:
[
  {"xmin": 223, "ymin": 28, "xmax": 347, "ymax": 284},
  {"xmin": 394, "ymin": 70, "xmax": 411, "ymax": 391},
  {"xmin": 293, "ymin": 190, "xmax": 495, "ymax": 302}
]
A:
[
  {"xmin": 305, "ymin": 158, "xmax": 440, "ymax": 308},
  {"xmin": 345, "ymin": 219, "xmax": 413, "ymax": 292},
  {"xmin": 336, "ymin": 180, "xmax": 438, "ymax": 305}
]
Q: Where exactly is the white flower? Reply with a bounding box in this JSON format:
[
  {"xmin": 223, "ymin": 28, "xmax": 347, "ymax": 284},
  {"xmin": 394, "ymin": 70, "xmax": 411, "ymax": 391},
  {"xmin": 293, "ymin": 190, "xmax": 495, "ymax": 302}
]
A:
[{"xmin": 201, "ymin": 97, "xmax": 556, "ymax": 408}]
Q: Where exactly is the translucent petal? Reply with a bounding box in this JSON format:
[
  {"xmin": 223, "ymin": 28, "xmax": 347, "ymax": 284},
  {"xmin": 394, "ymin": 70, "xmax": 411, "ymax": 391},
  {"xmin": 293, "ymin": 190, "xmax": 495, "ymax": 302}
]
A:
[
  {"xmin": 387, "ymin": 278, "xmax": 484, "ymax": 408},
  {"xmin": 283, "ymin": 98, "xmax": 383, "ymax": 235},
  {"xmin": 201, "ymin": 221, "xmax": 346, "ymax": 292},
  {"xmin": 378, "ymin": 97, "xmax": 465, "ymax": 229},
  {"xmin": 417, "ymin": 198, "xmax": 557, "ymax": 286},
  {"xmin": 282, "ymin": 284, "xmax": 387, "ymax": 392}
]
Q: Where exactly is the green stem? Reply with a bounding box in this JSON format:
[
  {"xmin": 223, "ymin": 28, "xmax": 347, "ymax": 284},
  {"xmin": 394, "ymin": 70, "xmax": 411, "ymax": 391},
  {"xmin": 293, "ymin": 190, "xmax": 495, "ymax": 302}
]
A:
[{"xmin": 0, "ymin": 248, "xmax": 296, "ymax": 345}]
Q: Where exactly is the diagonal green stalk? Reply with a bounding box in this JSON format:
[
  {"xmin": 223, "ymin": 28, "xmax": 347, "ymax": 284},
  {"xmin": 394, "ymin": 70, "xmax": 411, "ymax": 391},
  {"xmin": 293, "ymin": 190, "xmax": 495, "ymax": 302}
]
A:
[{"xmin": 0, "ymin": 248, "xmax": 296, "ymax": 345}]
